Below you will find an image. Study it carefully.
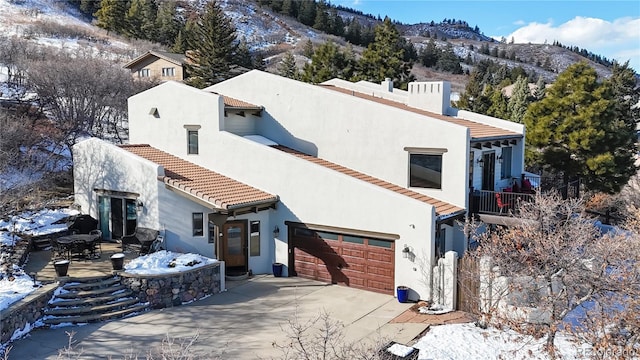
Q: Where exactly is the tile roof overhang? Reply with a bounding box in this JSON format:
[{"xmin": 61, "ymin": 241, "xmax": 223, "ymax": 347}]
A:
[
  {"xmin": 120, "ymin": 145, "xmax": 278, "ymax": 212},
  {"xmin": 271, "ymin": 145, "xmax": 464, "ymax": 217},
  {"xmin": 319, "ymin": 85, "xmax": 521, "ymax": 141},
  {"xmin": 207, "ymin": 92, "xmax": 264, "ymax": 115}
]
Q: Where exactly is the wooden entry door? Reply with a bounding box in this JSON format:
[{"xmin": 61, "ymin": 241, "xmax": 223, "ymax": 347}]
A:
[
  {"xmin": 481, "ymin": 152, "xmax": 496, "ymax": 191},
  {"xmin": 222, "ymin": 221, "xmax": 247, "ymax": 270}
]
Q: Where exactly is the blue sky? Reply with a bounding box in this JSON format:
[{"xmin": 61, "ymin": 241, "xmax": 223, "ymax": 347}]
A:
[{"xmin": 334, "ymin": 1, "xmax": 640, "ymax": 72}]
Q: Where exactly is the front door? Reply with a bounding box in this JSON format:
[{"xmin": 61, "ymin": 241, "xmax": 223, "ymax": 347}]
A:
[
  {"xmin": 481, "ymin": 152, "xmax": 496, "ymax": 191},
  {"xmin": 222, "ymin": 221, "xmax": 247, "ymax": 274}
]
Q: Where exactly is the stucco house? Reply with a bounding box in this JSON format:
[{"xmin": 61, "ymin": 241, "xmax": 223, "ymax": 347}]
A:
[
  {"xmin": 73, "ymin": 70, "xmax": 526, "ymax": 302},
  {"xmin": 124, "ymin": 50, "xmax": 187, "ymax": 81}
]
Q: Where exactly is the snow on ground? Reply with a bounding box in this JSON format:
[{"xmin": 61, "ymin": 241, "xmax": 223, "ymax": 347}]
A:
[
  {"xmin": 414, "ymin": 323, "xmax": 588, "ymax": 360},
  {"xmin": 0, "ymin": 208, "xmax": 78, "ymax": 312},
  {"xmin": 124, "ymin": 250, "xmax": 218, "ymax": 275}
]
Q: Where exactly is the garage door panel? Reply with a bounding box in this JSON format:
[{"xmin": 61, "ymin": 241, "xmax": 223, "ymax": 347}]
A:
[
  {"xmin": 292, "ymin": 226, "xmax": 395, "ymax": 295},
  {"xmin": 368, "ymin": 251, "xmax": 394, "ymax": 263}
]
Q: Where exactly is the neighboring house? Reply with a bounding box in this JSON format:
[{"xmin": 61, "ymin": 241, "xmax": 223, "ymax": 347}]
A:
[
  {"xmin": 73, "ymin": 70, "xmax": 526, "ymax": 302},
  {"xmin": 124, "ymin": 50, "xmax": 186, "ymax": 81}
]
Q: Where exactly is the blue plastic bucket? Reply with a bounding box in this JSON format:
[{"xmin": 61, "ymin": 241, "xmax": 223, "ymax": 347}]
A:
[{"xmin": 397, "ymin": 286, "xmax": 409, "ymax": 303}]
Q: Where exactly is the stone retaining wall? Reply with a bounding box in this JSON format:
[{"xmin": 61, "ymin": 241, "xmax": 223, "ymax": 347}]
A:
[
  {"xmin": 0, "ymin": 283, "xmax": 57, "ymax": 344},
  {"xmin": 120, "ymin": 262, "xmax": 223, "ymax": 309}
]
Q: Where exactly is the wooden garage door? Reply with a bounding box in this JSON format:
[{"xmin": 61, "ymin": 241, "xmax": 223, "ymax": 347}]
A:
[{"xmin": 290, "ymin": 226, "xmax": 395, "ymax": 295}]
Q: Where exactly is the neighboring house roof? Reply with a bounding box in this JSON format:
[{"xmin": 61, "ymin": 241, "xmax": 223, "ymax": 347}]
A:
[
  {"xmin": 124, "ymin": 50, "xmax": 187, "ymax": 69},
  {"xmin": 271, "ymin": 145, "xmax": 463, "ymax": 216},
  {"xmin": 320, "ymin": 85, "xmax": 519, "ymax": 140},
  {"xmin": 120, "ymin": 144, "xmax": 278, "ymax": 210}
]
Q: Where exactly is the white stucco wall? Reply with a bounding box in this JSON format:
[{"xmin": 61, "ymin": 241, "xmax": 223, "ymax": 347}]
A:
[
  {"xmin": 72, "ymin": 138, "xmax": 161, "ymax": 230},
  {"xmin": 128, "ymin": 81, "xmax": 223, "ymax": 157},
  {"xmin": 206, "ymin": 70, "xmax": 471, "ymax": 208}
]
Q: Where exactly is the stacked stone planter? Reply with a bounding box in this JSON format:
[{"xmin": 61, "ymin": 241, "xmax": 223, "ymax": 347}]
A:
[
  {"xmin": 0, "ymin": 284, "xmax": 57, "ymax": 344},
  {"xmin": 120, "ymin": 262, "xmax": 222, "ymax": 309}
]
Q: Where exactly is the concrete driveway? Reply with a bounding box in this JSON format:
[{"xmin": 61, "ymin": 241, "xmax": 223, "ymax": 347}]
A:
[{"xmin": 6, "ymin": 275, "xmax": 428, "ymax": 359}]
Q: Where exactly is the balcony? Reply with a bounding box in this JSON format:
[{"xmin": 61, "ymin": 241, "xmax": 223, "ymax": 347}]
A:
[{"xmin": 470, "ymin": 174, "xmax": 581, "ymax": 216}]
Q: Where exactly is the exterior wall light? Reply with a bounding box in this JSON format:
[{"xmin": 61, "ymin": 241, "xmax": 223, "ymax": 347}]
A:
[
  {"xmin": 476, "ymin": 157, "xmax": 484, "ymax": 167},
  {"xmin": 402, "ymin": 244, "xmax": 412, "ymax": 259},
  {"xmin": 273, "ymin": 225, "xmax": 280, "ymax": 238}
]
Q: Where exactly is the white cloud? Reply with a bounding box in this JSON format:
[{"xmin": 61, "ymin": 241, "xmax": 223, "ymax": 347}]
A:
[
  {"xmin": 513, "ymin": 20, "xmax": 525, "ymax": 26},
  {"xmin": 500, "ymin": 16, "xmax": 640, "ymax": 71}
]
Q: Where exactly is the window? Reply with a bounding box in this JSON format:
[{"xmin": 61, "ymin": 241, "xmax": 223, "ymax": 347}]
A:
[
  {"xmin": 138, "ymin": 68, "xmax": 150, "ymax": 77},
  {"xmin": 368, "ymin": 239, "xmax": 393, "ymax": 248},
  {"xmin": 249, "ymin": 221, "xmax": 260, "ymax": 256},
  {"xmin": 500, "ymin": 147, "xmax": 513, "ymax": 179},
  {"xmin": 162, "ymin": 67, "xmax": 175, "ymax": 77},
  {"xmin": 187, "ymin": 130, "xmax": 199, "ymax": 154},
  {"xmin": 192, "ymin": 213, "xmax": 204, "ymax": 236},
  {"xmin": 409, "ymin": 153, "xmax": 443, "ymax": 189}
]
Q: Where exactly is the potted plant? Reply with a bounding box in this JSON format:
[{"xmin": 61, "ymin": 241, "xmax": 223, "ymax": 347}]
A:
[{"xmin": 53, "ymin": 260, "xmax": 70, "ymax": 277}]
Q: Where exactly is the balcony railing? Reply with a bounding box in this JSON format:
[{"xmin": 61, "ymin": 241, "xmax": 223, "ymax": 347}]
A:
[
  {"xmin": 470, "ymin": 190, "xmax": 534, "ymax": 215},
  {"xmin": 469, "ymin": 174, "xmax": 581, "ymax": 216}
]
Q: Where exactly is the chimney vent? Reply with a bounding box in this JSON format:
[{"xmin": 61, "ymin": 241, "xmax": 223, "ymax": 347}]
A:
[
  {"xmin": 381, "ymin": 78, "xmax": 393, "ymax": 93},
  {"xmin": 407, "ymin": 81, "xmax": 451, "ymax": 115}
]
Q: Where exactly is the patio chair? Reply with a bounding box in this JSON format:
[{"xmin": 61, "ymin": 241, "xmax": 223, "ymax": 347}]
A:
[
  {"xmin": 495, "ymin": 193, "xmax": 511, "ymax": 214},
  {"xmin": 49, "ymin": 238, "xmax": 66, "ymax": 260},
  {"xmin": 89, "ymin": 229, "xmax": 102, "ymax": 257}
]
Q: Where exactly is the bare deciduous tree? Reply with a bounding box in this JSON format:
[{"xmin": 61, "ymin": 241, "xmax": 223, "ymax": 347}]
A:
[
  {"xmin": 468, "ymin": 193, "xmax": 640, "ymax": 358},
  {"xmin": 26, "ymin": 48, "xmax": 157, "ymax": 154}
]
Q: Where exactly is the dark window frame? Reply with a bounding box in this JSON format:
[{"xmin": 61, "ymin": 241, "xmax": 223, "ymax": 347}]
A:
[
  {"xmin": 192, "ymin": 213, "xmax": 204, "ymax": 237},
  {"xmin": 187, "ymin": 130, "xmax": 199, "ymax": 155},
  {"xmin": 408, "ymin": 153, "xmax": 443, "ymax": 189}
]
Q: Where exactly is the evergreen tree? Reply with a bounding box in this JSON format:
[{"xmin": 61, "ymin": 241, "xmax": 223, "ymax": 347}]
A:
[
  {"xmin": 185, "ymin": 1, "xmax": 239, "ymax": 88},
  {"xmin": 301, "ymin": 41, "xmax": 356, "ymax": 83},
  {"xmin": 486, "ymin": 86, "xmax": 509, "ymax": 119},
  {"xmin": 125, "ymin": 0, "xmax": 144, "ymax": 39},
  {"xmin": 234, "ymin": 39, "xmax": 254, "ymax": 69},
  {"xmin": 524, "ymin": 62, "xmax": 634, "ymax": 193},
  {"xmin": 171, "ymin": 29, "xmax": 186, "ymax": 53},
  {"xmin": 281, "ymin": 0, "xmax": 297, "ymax": 17},
  {"xmin": 297, "ymin": 0, "xmax": 316, "ymax": 26},
  {"xmin": 508, "ymin": 76, "xmax": 531, "ymax": 123},
  {"xmin": 345, "ymin": 18, "xmax": 362, "ymax": 45},
  {"xmin": 355, "ymin": 17, "xmax": 413, "ymax": 89},
  {"xmin": 140, "ymin": 0, "xmax": 159, "ymax": 41},
  {"xmin": 420, "ymin": 39, "xmax": 439, "ymax": 67},
  {"xmin": 313, "ymin": 0, "xmax": 330, "ymax": 32},
  {"xmin": 156, "ymin": 0, "xmax": 181, "ymax": 45},
  {"xmin": 277, "ymin": 51, "xmax": 298, "ymax": 79},
  {"xmin": 302, "ymin": 39, "xmax": 314, "ymax": 58},
  {"xmin": 533, "ymin": 76, "xmax": 546, "ymax": 100},
  {"xmin": 435, "ymin": 44, "xmax": 462, "ymax": 74},
  {"xmin": 95, "ymin": 0, "xmax": 127, "ymax": 34}
]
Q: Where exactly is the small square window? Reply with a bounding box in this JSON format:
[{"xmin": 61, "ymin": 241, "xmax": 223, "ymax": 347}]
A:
[
  {"xmin": 409, "ymin": 153, "xmax": 442, "ymax": 189},
  {"xmin": 187, "ymin": 130, "xmax": 199, "ymax": 154},
  {"xmin": 192, "ymin": 213, "xmax": 203, "ymax": 236}
]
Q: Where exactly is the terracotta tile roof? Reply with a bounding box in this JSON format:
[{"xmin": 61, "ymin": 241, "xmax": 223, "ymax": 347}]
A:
[
  {"xmin": 120, "ymin": 145, "xmax": 278, "ymax": 210},
  {"xmin": 320, "ymin": 85, "xmax": 519, "ymax": 140},
  {"xmin": 271, "ymin": 145, "xmax": 463, "ymax": 216},
  {"xmin": 221, "ymin": 95, "xmax": 263, "ymax": 109}
]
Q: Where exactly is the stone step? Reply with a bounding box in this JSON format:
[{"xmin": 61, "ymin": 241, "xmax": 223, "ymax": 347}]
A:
[
  {"xmin": 63, "ymin": 276, "xmax": 120, "ymax": 291},
  {"xmin": 56, "ymin": 284, "xmax": 127, "ymax": 299},
  {"xmin": 43, "ymin": 304, "xmax": 148, "ymax": 325},
  {"xmin": 49, "ymin": 289, "xmax": 134, "ymax": 307},
  {"xmin": 45, "ymin": 297, "xmax": 140, "ymax": 316}
]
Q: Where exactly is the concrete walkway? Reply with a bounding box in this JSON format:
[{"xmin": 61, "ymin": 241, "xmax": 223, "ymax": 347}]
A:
[{"xmin": 6, "ymin": 275, "xmax": 428, "ymax": 359}]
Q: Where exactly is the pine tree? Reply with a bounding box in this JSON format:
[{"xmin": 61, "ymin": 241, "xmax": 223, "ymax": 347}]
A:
[
  {"xmin": 156, "ymin": 0, "xmax": 181, "ymax": 45},
  {"xmin": 302, "ymin": 39, "xmax": 314, "ymax": 58},
  {"xmin": 140, "ymin": 0, "xmax": 158, "ymax": 41},
  {"xmin": 277, "ymin": 51, "xmax": 298, "ymax": 79},
  {"xmin": 297, "ymin": 0, "xmax": 316, "ymax": 26},
  {"xmin": 533, "ymin": 76, "xmax": 546, "ymax": 100},
  {"xmin": 94, "ymin": 0, "xmax": 127, "ymax": 34},
  {"xmin": 508, "ymin": 76, "xmax": 531, "ymax": 123},
  {"xmin": 234, "ymin": 39, "xmax": 254, "ymax": 69},
  {"xmin": 171, "ymin": 29, "xmax": 186, "ymax": 53},
  {"xmin": 125, "ymin": 0, "xmax": 144, "ymax": 39},
  {"xmin": 355, "ymin": 17, "xmax": 413, "ymax": 89},
  {"xmin": 435, "ymin": 44, "xmax": 462, "ymax": 74},
  {"xmin": 486, "ymin": 86, "xmax": 509, "ymax": 119},
  {"xmin": 313, "ymin": 0, "xmax": 329, "ymax": 32},
  {"xmin": 524, "ymin": 62, "xmax": 634, "ymax": 193},
  {"xmin": 301, "ymin": 41, "xmax": 356, "ymax": 83},
  {"xmin": 185, "ymin": 1, "xmax": 239, "ymax": 88}
]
